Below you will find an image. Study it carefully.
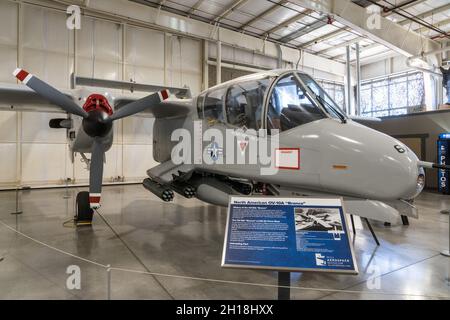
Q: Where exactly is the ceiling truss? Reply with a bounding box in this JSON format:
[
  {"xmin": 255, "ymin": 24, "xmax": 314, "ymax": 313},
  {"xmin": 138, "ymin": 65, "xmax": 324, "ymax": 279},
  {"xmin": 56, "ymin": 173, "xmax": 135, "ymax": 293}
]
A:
[{"xmin": 133, "ymin": 0, "xmax": 449, "ymax": 63}]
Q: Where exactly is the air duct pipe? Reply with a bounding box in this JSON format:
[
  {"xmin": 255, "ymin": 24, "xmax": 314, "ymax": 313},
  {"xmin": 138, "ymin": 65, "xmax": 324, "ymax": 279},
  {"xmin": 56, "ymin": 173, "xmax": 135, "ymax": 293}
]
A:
[{"xmin": 406, "ymin": 47, "xmax": 450, "ymax": 77}]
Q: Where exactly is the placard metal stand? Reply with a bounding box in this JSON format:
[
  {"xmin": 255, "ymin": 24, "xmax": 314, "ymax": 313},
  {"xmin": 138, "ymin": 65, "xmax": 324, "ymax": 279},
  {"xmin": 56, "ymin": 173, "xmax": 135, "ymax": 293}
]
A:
[
  {"xmin": 10, "ymin": 188, "xmax": 23, "ymax": 215},
  {"xmin": 63, "ymin": 178, "xmax": 71, "ymax": 199},
  {"xmin": 277, "ymin": 272, "xmax": 290, "ymax": 300}
]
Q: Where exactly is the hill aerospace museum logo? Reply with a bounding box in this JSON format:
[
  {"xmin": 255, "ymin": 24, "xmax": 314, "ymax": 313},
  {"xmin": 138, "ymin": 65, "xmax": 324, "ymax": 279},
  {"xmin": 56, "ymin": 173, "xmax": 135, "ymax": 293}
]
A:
[{"xmin": 315, "ymin": 253, "xmax": 327, "ymax": 266}]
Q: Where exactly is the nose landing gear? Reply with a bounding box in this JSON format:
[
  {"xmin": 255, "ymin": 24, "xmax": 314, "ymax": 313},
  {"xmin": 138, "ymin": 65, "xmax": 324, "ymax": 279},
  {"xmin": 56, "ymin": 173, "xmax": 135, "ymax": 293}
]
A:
[{"xmin": 75, "ymin": 191, "xmax": 93, "ymax": 226}]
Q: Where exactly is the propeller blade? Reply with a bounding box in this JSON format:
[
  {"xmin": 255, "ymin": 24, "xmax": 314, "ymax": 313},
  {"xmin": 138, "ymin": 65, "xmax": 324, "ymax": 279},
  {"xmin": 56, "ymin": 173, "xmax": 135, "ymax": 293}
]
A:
[
  {"xmin": 108, "ymin": 89, "xmax": 170, "ymax": 121},
  {"xmin": 13, "ymin": 68, "xmax": 88, "ymax": 118},
  {"xmin": 89, "ymin": 139, "xmax": 105, "ymax": 209}
]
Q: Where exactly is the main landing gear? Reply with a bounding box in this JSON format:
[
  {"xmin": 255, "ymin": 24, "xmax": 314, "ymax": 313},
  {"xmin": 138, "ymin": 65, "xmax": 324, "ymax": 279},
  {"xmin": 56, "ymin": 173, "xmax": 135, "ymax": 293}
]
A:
[{"xmin": 75, "ymin": 191, "xmax": 93, "ymax": 226}]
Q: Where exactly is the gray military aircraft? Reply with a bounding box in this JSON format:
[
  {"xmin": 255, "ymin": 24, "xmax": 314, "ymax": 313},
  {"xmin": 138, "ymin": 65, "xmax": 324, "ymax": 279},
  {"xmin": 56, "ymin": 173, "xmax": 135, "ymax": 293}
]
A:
[
  {"xmin": 141, "ymin": 69, "xmax": 448, "ymax": 225},
  {"xmin": 0, "ymin": 69, "xmax": 447, "ymax": 225}
]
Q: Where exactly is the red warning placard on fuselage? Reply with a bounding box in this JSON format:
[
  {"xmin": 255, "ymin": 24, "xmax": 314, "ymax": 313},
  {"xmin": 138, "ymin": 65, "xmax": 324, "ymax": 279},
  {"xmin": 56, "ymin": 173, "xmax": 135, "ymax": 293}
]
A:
[{"xmin": 275, "ymin": 148, "xmax": 300, "ymax": 170}]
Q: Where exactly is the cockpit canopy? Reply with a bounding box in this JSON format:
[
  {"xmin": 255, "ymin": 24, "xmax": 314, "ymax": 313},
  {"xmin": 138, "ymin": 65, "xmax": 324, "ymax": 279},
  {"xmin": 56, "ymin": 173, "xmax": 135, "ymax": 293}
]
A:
[{"xmin": 197, "ymin": 71, "xmax": 346, "ymax": 133}]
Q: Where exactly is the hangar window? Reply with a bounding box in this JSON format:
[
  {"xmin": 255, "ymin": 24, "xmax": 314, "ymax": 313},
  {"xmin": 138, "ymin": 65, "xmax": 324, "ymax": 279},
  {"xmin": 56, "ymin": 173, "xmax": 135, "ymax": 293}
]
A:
[
  {"xmin": 316, "ymin": 80, "xmax": 346, "ymax": 111},
  {"xmin": 225, "ymin": 78, "xmax": 270, "ymax": 130},
  {"xmin": 199, "ymin": 87, "xmax": 226, "ymax": 125},
  {"xmin": 267, "ymin": 74, "xmax": 326, "ymax": 133},
  {"xmin": 360, "ymin": 72, "xmax": 425, "ymax": 117}
]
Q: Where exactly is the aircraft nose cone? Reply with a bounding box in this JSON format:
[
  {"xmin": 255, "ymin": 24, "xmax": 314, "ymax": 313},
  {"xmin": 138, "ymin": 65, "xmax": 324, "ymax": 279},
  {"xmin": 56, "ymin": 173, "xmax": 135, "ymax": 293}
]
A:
[{"xmin": 319, "ymin": 120, "xmax": 420, "ymax": 200}]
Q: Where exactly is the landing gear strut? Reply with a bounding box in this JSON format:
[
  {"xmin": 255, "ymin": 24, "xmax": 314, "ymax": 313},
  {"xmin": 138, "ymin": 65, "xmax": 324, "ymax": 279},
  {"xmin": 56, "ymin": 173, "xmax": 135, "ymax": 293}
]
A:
[{"xmin": 75, "ymin": 191, "xmax": 93, "ymax": 226}]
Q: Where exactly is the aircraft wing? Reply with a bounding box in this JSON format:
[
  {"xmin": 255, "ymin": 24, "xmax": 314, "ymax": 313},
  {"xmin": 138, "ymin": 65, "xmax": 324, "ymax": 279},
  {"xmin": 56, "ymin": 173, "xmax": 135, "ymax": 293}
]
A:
[
  {"xmin": 296, "ymin": 221, "xmax": 315, "ymax": 230},
  {"xmin": 113, "ymin": 97, "xmax": 194, "ymax": 118},
  {"xmin": 0, "ymin": 83, "xmax": 194, "ymax": 118},
  {"xmin": 146, "ymin": 160, "xmax": 195, "ymax": 184},
  {"xmin": 74, "ymin": 75, "xmax": 191, "ymax": 99},
  {"xmin": 0, "ymin": 82, "xmax": 75, "ymax": 113},
  {"xmin": 308, "ymin": 215, "xmax": 332, "ymax": 229}
]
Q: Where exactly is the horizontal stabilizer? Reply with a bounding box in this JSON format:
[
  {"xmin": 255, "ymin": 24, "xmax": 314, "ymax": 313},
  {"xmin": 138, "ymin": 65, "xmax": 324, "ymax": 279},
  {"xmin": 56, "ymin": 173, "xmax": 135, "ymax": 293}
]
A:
[{"xmin": 73, "ymin": 75, "xmax": 191, "ymax": 99}]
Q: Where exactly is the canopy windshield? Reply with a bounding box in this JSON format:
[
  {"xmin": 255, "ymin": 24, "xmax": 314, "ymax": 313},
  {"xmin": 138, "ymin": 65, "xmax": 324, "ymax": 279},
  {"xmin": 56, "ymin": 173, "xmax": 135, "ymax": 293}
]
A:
[
  {"xmin": 296, "ymin": 72, "xmax": 346, "ymax": 121},
  {"xmin": 267, "ymin": 74, "xmax": 327, "ymax": 132}
]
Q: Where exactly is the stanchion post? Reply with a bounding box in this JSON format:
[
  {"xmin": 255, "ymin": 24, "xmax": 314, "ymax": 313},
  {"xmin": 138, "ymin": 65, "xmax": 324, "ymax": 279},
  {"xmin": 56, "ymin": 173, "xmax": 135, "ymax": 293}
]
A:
[
  {"xmin": 441, "ymin": 213, "xmax": 450, "ymax": 257},
  {"xmin": 106, "ymin": 265, "xmax": 111, "ymax": 300},
  {"xmin": 277, "ymin": 271, "xmax": 290, "ymax": 300},
  {"xmin": 63, "ymin": 178, "xmax": 71, "ymax": 199},
  {"xmin": 10, "ymin": 188, "xmax": 23, "ymax": 215}
]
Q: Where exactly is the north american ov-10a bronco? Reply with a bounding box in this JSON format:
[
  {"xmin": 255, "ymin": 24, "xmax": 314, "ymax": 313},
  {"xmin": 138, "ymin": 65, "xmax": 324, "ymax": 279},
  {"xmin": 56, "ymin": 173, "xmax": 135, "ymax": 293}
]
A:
[{"xmin": 1, "ymin": 69, "xmax": 447, "ymax": 225}]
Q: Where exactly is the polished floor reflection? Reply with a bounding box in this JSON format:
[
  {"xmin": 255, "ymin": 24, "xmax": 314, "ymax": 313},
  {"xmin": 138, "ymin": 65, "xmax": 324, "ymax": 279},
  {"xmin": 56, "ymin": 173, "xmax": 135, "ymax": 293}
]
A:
[{"xmin": 0, "ymin": 185, "xmax": 449, "ymax": 299}]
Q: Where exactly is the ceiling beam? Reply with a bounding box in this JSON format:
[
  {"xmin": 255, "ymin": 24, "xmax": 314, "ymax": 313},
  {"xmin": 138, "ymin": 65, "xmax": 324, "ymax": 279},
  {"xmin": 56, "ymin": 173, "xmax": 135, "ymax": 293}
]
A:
[
  {"xmin": 330, "ymin": 16, "xmax": 450, "ymax": 61},
  {"xmin": 187, "ymin": 0, "xmax": 206, "ymax": 17},
  {"xmin": 333, "ymin": 42, "xmax": 380, "ymax": 60},
  {"xmin": 398, "ymin": 3, "xmax": 450, "ymax": 26},
  {"xmin": 339, "ymin": 5, "xmax": 450, "ymax": 59},
  {"xmin": 316, "ymin": 36, "xmax": 366, "ymax": 55},
  {"xmin": 279, "ymin": 18, "xmax": 328, "ymax": 43},
  {"xmin": 239, "ymin": 0, "xmax": 289, "ymax": 31},
  {"xmin": 289, "ymin": 0, "xmax": 440, "ymax": 61},
  {"xmin": 212, "ymin": 0, "xmax": 249, "ymax": 22},
  {"xmin": 333, "ymin": 16, "xmax": 450, "ymax": 62},
  {"xmin": 264, "ymin": 9, "xmax": 313, "ymax": 35},
  {"xmin": 392, "ymin": 0, "xmax": 428, "ymax": 11},
  {"xmin": 299, "ymin": 28, "xmax": 348, "ymax": 48},
  {"xmin": 297, "ymin": 0, "xmax": 437, "ymax": 50},
  {"xmin": 382, "ymin": 0, "xmax": 422, "ymax": 13},
  {"xmin": 415, "ymin": 17, "xmax": 450, "ymax": 34}
]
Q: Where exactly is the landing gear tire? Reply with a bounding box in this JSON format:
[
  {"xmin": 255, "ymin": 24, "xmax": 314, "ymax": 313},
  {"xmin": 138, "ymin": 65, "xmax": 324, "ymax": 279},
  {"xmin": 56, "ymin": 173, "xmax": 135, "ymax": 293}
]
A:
[{"xmin": 75, "ymin": 191, "xmax": 93, "ymax": 226}]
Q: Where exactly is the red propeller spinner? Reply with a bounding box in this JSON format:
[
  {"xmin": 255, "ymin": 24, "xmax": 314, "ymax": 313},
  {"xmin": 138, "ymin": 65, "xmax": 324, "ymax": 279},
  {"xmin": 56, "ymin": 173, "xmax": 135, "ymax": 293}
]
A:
[{"xmin": 82, "ymin": 94, "xmax": 113, "ymax": 115}]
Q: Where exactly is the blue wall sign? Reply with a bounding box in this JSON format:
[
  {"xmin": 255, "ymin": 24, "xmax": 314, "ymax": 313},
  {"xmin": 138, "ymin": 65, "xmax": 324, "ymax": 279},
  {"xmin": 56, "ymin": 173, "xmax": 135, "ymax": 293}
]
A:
[
  {"xmin": 438, "ymin": 133, "xmax": 450, "ymax": 194},
  {"xmin": 222, "ymin": 197, "xmax": 358, "ymax": 274}
]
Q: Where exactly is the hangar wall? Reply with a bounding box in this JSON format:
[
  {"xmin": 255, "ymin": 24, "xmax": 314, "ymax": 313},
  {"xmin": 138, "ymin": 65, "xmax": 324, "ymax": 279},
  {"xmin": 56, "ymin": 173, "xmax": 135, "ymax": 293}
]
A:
[
  {"xmin": 0, "ymin": 1, "xmax": 203, "ymax": 188},
  {"xmin": 361, "ymin": 56, "xmax": 411, "ymax": 80},
  {"xmin": 368, "ymin": 110, "xmax": 450, "ymax": 189}
]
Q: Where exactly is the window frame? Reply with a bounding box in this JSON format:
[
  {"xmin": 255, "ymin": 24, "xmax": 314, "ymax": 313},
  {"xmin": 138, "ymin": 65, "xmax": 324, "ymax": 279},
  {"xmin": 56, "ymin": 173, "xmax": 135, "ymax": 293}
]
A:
[
  {"xmin": 360, "ymin": 71, "xmax": 425, "ymax": 117},
  {"xmin": 262, "ymin": 71, "xmax": 331, "ymax": 134},
  {"xmin": 223, "ymin": 78, "xmax": 272, "ymax": 131},
  {"xmin": 315, "ymin": 79, "xmax": 346, "ymax": 111},
  {"xmin": 198, "ymin": 86, "xmax": 227, "ymax": 125}
]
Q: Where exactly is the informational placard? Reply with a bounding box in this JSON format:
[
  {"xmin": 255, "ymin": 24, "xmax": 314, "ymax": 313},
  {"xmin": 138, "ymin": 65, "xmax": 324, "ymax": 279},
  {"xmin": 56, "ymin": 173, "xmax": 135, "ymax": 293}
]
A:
[{"xmin": 222, "ymin": 196, "xmax": 358, "ymax": 274}]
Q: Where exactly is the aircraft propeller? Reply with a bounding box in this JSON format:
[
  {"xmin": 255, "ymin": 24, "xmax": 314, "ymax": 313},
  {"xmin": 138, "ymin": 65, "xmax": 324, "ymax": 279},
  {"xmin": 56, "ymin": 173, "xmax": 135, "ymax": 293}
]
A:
[{"xmin": 13, "ymin": 68, "xmax": 170, "ymax": 209}]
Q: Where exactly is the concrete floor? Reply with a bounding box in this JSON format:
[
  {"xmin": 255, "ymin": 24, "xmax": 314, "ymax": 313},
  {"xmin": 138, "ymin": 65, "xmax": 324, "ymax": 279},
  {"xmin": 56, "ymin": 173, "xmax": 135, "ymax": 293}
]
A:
[{"xmin": 0, "ymin": 184, "xmax": 449, "ymax": 300}]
